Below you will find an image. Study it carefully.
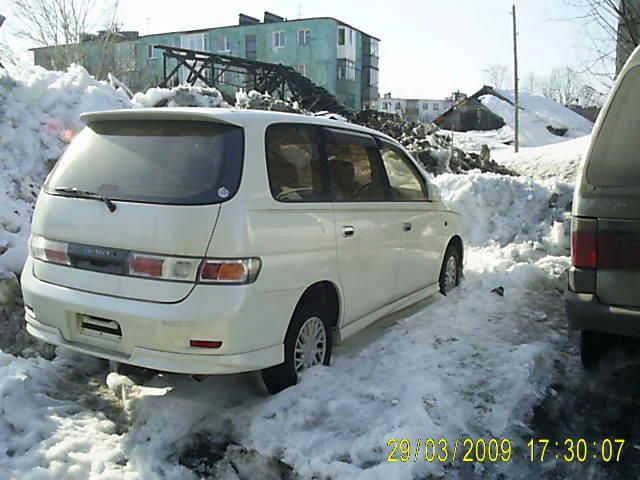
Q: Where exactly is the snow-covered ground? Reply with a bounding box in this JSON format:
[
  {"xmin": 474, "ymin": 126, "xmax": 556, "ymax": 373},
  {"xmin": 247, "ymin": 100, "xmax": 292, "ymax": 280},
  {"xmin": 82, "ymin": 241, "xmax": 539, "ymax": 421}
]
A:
[{"xmin": 1, "ymin": 65, "xmax": 632, "ymax": 479}]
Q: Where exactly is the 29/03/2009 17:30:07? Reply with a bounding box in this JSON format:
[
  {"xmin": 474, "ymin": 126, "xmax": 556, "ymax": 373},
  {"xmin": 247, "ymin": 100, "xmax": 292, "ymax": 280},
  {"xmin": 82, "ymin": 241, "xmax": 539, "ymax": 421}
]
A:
[{"xmin": 386, "ymin": 438, "xmax": 626, "ymax": 463}]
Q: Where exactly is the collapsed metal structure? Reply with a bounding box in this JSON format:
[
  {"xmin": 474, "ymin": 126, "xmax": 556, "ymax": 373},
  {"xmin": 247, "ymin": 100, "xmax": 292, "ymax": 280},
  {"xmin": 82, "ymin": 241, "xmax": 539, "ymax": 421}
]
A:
[{"xmin": 156, "ymin": 45, "xmax": 351, "ymax": 116}]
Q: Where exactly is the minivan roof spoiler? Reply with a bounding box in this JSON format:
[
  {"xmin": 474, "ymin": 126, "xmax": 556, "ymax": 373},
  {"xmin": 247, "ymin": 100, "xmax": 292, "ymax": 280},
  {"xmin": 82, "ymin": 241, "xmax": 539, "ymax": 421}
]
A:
[{"xmin": 80, "ymin": 108, "xmax": 244, "ymax": 127}]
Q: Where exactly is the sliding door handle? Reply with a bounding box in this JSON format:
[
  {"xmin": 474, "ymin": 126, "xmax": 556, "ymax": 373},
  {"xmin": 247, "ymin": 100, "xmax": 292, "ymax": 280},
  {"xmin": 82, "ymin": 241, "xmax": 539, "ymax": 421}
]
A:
[{"xmin": 342, "ymin": 226, "xmax": 355, "ymax": 237}]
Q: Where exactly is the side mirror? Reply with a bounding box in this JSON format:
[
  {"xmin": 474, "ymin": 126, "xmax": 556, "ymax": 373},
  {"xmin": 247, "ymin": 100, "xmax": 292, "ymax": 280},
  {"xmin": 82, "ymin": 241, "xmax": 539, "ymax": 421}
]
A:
[{"xmin": 428, "ymin": 184, "xmax": 441, "ymax": 202}]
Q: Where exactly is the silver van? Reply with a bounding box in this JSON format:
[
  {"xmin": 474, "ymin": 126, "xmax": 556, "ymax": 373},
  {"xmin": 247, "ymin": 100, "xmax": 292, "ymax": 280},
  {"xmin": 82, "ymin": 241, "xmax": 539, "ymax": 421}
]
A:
[{"xmin": 566, "ymin": 46, "xmax": 640, "ymax": 368}]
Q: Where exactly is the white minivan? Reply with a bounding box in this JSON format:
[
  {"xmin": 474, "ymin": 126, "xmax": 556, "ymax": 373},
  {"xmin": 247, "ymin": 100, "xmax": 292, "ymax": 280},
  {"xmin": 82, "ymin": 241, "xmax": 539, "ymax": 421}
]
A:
[{"xmin": 21, "ymin": 109, "xmax": 464, "ymax": 393}]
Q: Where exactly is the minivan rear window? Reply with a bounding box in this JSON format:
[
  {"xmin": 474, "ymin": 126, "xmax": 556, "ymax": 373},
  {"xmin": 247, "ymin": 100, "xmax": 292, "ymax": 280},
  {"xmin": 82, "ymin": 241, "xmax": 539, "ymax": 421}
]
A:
[
  {"xmin": 45, "ymin": 120, "xmax": 244, "ymax": 205},
  {"xmin": 587, "ymin": 66, "xmax": 640, "ymax": 187}
]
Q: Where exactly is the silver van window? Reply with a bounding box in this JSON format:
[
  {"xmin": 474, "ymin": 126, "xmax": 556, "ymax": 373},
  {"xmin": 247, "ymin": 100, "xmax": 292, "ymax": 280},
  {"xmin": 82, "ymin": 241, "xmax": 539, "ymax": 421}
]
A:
[{"xmin": 587, "ymin": 66, "xmax": 640, "ymax": 187}]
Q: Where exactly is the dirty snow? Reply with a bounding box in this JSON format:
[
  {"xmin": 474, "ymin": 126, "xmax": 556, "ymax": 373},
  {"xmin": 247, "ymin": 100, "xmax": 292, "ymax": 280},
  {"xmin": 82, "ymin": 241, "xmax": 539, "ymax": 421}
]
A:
[{"xmin": 0, "ymin": 65, "xmax": 608, "ymax": 479}]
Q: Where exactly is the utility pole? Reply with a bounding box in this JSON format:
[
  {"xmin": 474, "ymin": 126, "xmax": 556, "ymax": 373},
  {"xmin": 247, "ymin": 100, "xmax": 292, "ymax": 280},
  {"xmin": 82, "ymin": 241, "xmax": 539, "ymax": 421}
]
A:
[{"xmin": 512, "ymin": 3, "xmax": 520, "ymax": 152}]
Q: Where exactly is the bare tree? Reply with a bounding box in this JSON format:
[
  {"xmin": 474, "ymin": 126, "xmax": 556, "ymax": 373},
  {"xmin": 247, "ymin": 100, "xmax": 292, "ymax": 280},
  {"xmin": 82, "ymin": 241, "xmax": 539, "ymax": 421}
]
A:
[
  {"xmin": 522, "ymin": 72, "xmax": 540, "ymax": 94},
  {"xmin": 484, "ymin": 64, "xmax": 512, "ymax": 89},
  {"xmin": 8, "ymin": 0, "xmax": 120, "ymax": 77},
  {"xmin": 565, "ymin": 0, "xmax": 640, "ymax": 86}
]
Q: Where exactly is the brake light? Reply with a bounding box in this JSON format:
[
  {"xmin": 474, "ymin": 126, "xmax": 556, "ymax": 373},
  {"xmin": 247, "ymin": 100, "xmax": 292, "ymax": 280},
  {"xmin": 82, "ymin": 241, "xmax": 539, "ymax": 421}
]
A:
[
  {"xmin": 199, "ymin": 258, "xmax": 261, "ymax": 284},
  {"xmin": 571, "ymin": 217, "xmax": 597, "ymax": 268},
  {"xmin": 29, "ymin": 235, "xmax": 71, "ymax": 266}
]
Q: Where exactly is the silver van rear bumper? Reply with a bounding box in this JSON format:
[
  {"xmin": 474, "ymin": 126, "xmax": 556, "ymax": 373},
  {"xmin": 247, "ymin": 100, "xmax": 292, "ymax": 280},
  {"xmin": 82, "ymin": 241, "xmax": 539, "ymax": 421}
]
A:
[{"xmin": 565, "ymin": 290, "xmax": 640, "ymax": 337}]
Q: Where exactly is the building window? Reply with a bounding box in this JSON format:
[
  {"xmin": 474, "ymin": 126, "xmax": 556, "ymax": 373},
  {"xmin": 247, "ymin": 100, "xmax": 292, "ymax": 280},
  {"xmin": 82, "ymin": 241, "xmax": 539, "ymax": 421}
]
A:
[
  {"xmin": 422, "ymin": 102, "xmax": 429, "ymax": 110},
  {"xmin": 396, "ymin": 102, "xmax": 402, "ymax": 110},
  {"xmin": 296, "ymin": 64, "xmax": 307, "ymax": 77},
  {"xmin": 147, "ymin": 45, "xmax": 155, "ymax": 59},
  {"xmin": 182, "ymin": 33, "xmax": 208, "ymax": 51},
  {"xmin": 273, "ymin": 31, "xmax": 285, "ymax": 48},
  {"xmin": 370, "ymin": 39, "xmax": 379, "ymax": 57},
  {"xmin": 338, "ymin": 27, "xmax": 345, "ymax": 46},
  {"xmin": 433, "ymin": 103, "xmax": 440, "ymax": 111},
  {"xmin": 369, "ymin": 68, "xmax": 378, "ymax": 87},
  {"xmin": 217, "ymin": 36, "xmax": 229, "ymax": 52},
  {"xmin": 297, "ymin": 29, "xmax": 310, "ymax": 45},
  {"xmin": 337, "ymin": 59, "xmax": 356, "ymax": 81},
  {"xmin": 348, "ymin": 29, "xmax": 353, "ymax": 45}
]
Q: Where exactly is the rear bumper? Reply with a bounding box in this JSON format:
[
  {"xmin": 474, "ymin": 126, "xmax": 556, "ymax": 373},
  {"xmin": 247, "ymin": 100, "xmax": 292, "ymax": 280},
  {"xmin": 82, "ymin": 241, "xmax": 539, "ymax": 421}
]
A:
[
  {"xmin": 21, "ymin": 257, "xmax": 290, "ymax": 374},
  {"xmin": 25, "ymin": 311, "xmax": 282, "ymax": 374},
  {"xmin": 565, "ymin": 290, "xmax": 640, "ymax": 337}
]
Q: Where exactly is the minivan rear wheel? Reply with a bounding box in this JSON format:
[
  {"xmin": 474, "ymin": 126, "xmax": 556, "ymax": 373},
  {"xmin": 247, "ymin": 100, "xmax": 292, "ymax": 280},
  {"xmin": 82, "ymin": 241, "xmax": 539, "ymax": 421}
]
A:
[
  {"xmin": 261, "ymin": 302, "xmax": 332, "ymax": 394},
  {"xmin": 439, "ymin": 245, "xmax": 461, "ymax": 295}
]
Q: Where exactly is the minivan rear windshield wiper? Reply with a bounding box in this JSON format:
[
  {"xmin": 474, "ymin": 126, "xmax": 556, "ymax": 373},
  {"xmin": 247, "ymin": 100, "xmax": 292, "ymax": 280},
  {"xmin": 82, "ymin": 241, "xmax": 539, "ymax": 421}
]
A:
[{"xmin": 54, "ymin": 187, "xmax": 117, "ymax": 212}]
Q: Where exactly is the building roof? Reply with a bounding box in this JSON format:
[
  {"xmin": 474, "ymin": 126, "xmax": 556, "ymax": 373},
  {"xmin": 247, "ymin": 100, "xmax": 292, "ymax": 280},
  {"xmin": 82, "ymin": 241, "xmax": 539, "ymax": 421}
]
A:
[
  {"xmin": 29, "ymin": 15, "xmax": 380, "ymax": 51},
  {"xmin": 136, "ymin": 16, "xmax": 380, "ymax": 41}
]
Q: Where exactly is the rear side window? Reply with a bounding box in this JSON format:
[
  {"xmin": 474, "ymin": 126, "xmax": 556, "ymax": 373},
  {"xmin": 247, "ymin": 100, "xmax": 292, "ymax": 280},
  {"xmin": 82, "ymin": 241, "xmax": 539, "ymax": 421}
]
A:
[
  {"xmin": 45, "ymin": 120, "xmax": 244, "ymax": 205},
  {"xmin": 265, "ymin": 124, "xmax": 329, "ymax": 202},
  {"xmin": 379, "ymin": 143, "xmax": 428, "ymax": 201},
  {"xmin": 326, "ymin": 130, "xmax": 387, "ymax": 202},
  {"xmin": 587, "ymin": 66, "xmax": 640, "ymax": 186}
]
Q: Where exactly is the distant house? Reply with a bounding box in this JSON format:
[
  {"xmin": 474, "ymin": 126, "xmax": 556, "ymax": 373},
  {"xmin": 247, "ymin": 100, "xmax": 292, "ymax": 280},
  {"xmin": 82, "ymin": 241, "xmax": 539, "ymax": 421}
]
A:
[
  {"xmin": 434, "ymin": 85, "xmax": 594, "ymax": 147},
  {"xmin": 372, "ymin": 93, "xmax": 454, "ymax": 123},
  {"xmin": 434, "ymin": 86, "xmax": 509, "ymax": 132}
]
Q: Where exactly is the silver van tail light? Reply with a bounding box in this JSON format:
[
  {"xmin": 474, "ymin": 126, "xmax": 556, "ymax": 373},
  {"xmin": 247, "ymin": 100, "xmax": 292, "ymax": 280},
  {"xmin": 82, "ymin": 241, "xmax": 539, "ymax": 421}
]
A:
[
  {"xmin": 199, "ymin": 258, "xmax": 262, "ymax": 284},
  {"xmin": 29, "ymin": 235, "xmax": 71, "ymax": 266},
  {"xmin": 571, "ymin": 217, "xmax": 597, "ymax": 269}
]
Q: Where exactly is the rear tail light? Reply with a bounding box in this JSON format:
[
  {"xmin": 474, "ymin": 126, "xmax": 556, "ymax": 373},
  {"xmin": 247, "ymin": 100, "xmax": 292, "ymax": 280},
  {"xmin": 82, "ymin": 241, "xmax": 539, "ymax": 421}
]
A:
[
  {"xmin": 29, "ymin": 235, "xmax": 71, "ymax": 266},
  {"xmin": 30, "ymin": 235, "xmax": 261, "ymax": 284},
  {"xmin": 127, "ymin": 253, "xmax": 201, "ymax": 281},
  {"xmin": 571, "ymin": 217, "xmax": 597, "ymax": 268},
  {"xmin": 199, "ymin": 258, "xmax": 261, "ymax": 284}
]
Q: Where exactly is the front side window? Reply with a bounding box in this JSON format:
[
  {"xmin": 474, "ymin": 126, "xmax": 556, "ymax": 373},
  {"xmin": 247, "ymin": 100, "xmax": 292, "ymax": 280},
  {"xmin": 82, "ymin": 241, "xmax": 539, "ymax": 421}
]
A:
[
  {"xmin": 266, "ymin": 124, "xmax": 329, "ymax": 202},
  {"xmin": 45, "ymin": 121, "xmax": 244, "ymax": 205},
  {"xmin": 273, "ymin": 31, "xmax": 285, "ymax": 48},
  {"xmin": 327, "ymin": 132, "xmax": 386, "ymax": 202},
  {"xmin": 379, "ymin": 143, "xmax": 428, "ymax": 201}
]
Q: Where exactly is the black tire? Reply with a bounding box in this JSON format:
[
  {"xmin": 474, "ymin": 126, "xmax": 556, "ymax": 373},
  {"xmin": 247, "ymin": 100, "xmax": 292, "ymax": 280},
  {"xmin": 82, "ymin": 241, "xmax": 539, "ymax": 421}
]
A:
[
  {"xmin": 439, "ymin": 245, "xmax": 461, "ymax": 295},
  {"xmin": 261, "ymin": 302, "xmax": 332, "ymax": 395},
  {"xmin": 580, "ymin": 331, "xmax": 608, "ymax": 370}
]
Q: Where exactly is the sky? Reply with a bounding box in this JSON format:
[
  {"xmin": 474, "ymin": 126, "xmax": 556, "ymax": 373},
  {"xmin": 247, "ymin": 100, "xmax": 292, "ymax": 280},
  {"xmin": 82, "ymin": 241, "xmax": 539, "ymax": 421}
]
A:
[{"xmin": 1, "ymin": 0, "xmax": 612, "ymax": 99}]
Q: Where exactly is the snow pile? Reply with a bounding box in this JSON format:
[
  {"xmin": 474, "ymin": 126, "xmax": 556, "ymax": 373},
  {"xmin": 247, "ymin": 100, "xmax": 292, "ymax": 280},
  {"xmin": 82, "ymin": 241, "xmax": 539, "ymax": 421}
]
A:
[
  {"xmin": 131, "ymin": 85, "xmax": 229, "ymax": 108},
  {"xmin": 0, "ymin": 66, "xmax": 130, "ymax": 276},
  {"xmin": 492, "ymin": 135, "xmax": 590, "ymax": 182},
  {"xmin": 434, "ymin": 172, "xmax": 573, "ymax": 251},
  {"xmin": 480, "ymin": 89, "xmax": 593, "ymax": 147}
]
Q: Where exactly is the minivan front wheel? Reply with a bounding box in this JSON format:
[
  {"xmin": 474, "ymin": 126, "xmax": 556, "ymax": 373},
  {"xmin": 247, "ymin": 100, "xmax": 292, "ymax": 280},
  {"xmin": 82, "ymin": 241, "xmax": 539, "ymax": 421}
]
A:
[{"xmin": 261, "ymin": 302, "xmax": 332, "ymax": 394}]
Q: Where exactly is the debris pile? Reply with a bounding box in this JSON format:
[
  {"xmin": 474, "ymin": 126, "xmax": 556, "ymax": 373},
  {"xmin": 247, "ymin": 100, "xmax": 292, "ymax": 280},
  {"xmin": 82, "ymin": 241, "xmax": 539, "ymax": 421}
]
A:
[{"xmin": 354, "ymin": 110, "xmax": 517, "ymax": 176}]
